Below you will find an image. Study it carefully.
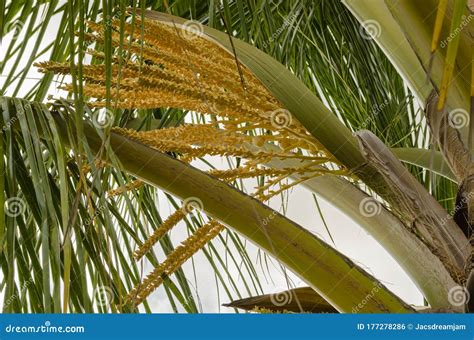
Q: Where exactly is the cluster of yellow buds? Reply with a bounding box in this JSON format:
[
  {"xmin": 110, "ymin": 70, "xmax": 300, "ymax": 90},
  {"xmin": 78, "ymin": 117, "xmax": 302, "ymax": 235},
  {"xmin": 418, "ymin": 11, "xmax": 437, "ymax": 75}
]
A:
[
  {"xmin": 107, "ymin": 179, "xmax": 143, "ymax": 197},
  {"xmin": 133, "ymin": 208, "xmax": 187, "ymax": 261},
  {"xmin": 126, "ymin": 220, "xmax": 223, "ymax": 305},
  {"xmin": 36, "ymin": 17, "xmax": 348, "ymax": 306}
]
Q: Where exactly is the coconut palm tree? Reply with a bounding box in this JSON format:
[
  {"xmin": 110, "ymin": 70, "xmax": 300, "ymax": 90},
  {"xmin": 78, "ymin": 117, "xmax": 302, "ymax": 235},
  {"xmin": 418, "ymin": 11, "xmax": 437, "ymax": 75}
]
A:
[{"xmin": 0, "ymin": 0, "xmax": 472, "ymax": 313}]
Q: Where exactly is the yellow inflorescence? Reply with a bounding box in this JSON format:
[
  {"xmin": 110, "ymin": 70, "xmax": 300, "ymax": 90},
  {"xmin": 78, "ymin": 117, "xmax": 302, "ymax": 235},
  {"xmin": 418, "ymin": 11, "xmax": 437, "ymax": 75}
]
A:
[
  {"xmin": 251, "ymin": 307, "xmax": 292, "ymax": 314},
  {"xmin": 126, "ymin": 220, "xmax": 224, "ymax": 305},
  {"xmin": 133, "ymin": 208, "xmax": 187, "ymax": 261},
  {"xmin": 107, "ymin": 179, "xmax": 143, "ymax": 197},
  {"xmin": 81, "ymin": 158, "xmax": 108, "ymax": 174},
  {"xmin": 36, "ymin": 17, "xmax": 348, "ymax": 306}
]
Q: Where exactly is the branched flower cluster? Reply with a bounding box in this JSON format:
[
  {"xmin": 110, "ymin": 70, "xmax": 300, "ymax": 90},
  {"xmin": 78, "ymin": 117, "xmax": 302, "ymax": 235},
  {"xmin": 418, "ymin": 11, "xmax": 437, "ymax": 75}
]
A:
[
  {"xmin": 36, "ymin": 17, "xmax": 348, "ymax": 306},
  {"xmin": 126, "ymin": 220, "xmax": 223, "ymax": 305}
]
